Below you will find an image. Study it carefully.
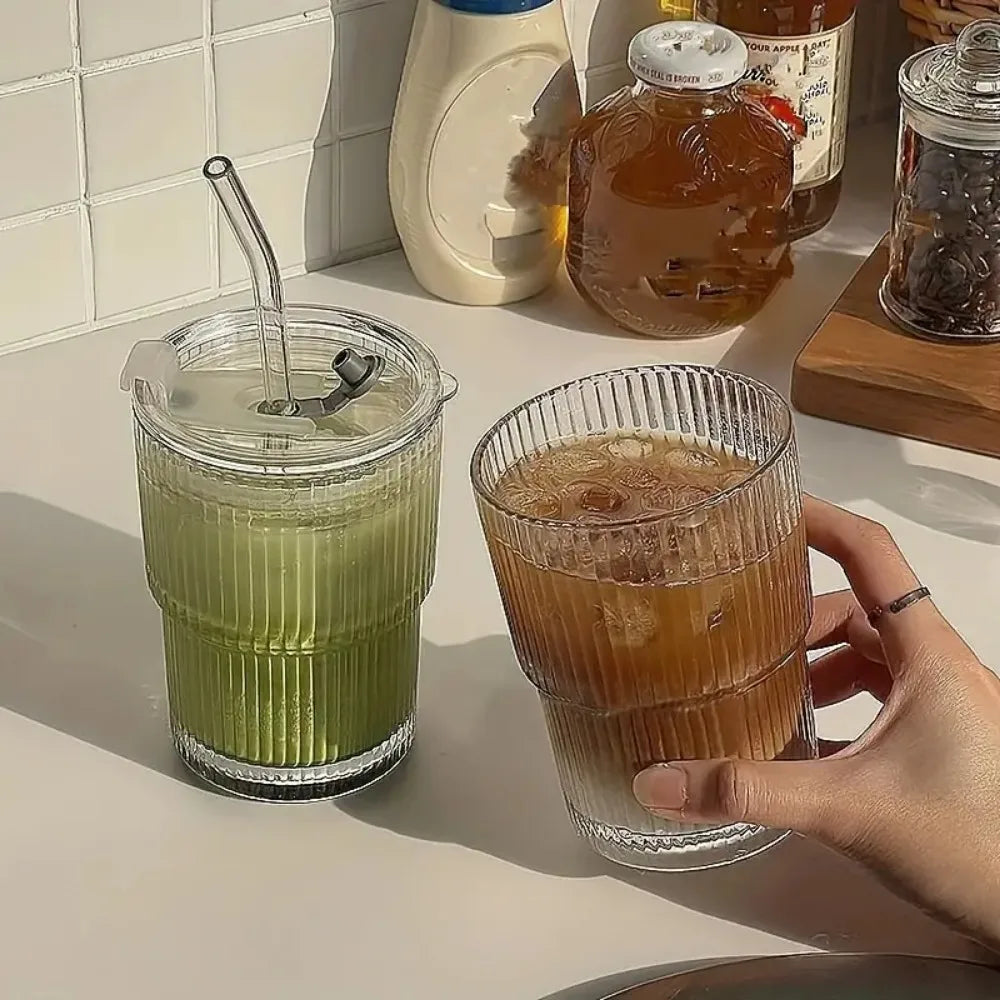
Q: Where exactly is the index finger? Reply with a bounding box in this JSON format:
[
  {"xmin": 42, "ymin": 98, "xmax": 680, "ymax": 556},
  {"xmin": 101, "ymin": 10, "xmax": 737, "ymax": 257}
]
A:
[{"xmin": 803, "ymin": 495, "xmax": 952, "ymax": 668}]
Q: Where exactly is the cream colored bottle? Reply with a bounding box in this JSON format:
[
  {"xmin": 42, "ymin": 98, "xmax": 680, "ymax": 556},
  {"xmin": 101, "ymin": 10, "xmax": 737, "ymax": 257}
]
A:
[{"xmin": 389, "ymin": 0, "xmax": 579, "ymax": 306}]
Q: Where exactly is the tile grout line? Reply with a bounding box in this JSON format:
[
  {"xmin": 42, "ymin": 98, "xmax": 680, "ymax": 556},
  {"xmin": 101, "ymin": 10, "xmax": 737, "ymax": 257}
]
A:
[
  {"xmin": 332, "ymin": 5, "xmax": 345, "ymax": 264},
  {"xmin": 68, "ymin": 0, "xmax": 97, "ymax": 324},
  {"xmin": 203, "ymin": 0, "xmax": 221, "ymax": 292},
  {"xmin": 211, "ymin": 6, "xmax": 331, "ymax": 45}
]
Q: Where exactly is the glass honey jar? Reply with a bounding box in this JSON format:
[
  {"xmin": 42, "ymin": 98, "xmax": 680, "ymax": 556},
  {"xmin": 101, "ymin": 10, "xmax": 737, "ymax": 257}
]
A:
[{"xmin": 566, "ymin": 22, "xmax": 794, "ymax": 339}]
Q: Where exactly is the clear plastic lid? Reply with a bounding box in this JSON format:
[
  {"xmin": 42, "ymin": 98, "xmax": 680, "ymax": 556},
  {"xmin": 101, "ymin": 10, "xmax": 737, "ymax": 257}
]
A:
[
  {"xmin": 900, "ymin": 20, "xmax": 1000, "ymax": 148},
  {"xmin": 628, "ymin": 21, "xmax": 748, "ymax": 92},
  {"xmin": 121, "ymin": 305, "xmax": 457, "ymax": 479}
]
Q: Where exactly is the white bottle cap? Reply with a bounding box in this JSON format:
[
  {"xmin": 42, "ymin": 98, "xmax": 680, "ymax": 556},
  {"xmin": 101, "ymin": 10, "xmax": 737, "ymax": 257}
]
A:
[{"xmin": 628, "ymin": 21, "xmax": 748, "ymax": 92}]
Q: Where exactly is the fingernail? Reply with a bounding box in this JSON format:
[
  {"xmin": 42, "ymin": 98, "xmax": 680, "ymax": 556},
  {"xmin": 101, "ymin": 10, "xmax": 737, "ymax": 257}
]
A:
[{"xmin": 633, "ymin": 763, "xmax": 688, "ymax": 814}]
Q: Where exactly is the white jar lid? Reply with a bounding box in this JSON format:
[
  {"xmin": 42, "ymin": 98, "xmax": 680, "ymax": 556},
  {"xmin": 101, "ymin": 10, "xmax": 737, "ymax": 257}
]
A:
[{"xmin": 628, "ymin": 21, "xmax": 748, "ymax": 92}]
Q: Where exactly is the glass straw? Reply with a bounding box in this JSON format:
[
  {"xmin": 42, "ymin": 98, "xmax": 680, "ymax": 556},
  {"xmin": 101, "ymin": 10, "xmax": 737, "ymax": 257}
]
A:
[{"xmin": 203, "ymin": 155, "xmax": 297, "ymax": 416}]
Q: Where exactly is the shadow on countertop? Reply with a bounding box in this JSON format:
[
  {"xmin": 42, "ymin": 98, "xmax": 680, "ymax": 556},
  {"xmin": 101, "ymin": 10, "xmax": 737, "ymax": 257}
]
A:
[
  {"xmin": 716, "ymin": 249, "xmax": 1000, "ymax": 548},
  {"xmin": 0, "ymin": 494, "xmax": 196, "ymax": 785},
  {"xmin": 337, "ymin": 631, "xmax": 982, "ymax": 961},
  {"xmin": 334, "ymin": 241, "xmax": 1000, "ymax": 549},
  {"xmin": 0, "ymin": 482, "xmax": 988, "ymax": 964},
  {"xmin": 326, "ymin": 251, "xmax": 636, "ymax": 343}
]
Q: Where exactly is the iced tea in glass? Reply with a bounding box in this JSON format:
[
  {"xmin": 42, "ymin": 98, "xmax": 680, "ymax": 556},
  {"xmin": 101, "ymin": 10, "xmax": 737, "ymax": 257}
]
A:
[{"xmin": 471, "ymin": 366, "xmax": 815, "ymax": 869}]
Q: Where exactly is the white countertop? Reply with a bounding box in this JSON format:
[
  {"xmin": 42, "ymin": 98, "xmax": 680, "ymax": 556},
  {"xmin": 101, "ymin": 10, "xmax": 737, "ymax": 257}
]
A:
[{"xmin": 2, "ymin": 128, "xmax": 998, "ymax": 996}]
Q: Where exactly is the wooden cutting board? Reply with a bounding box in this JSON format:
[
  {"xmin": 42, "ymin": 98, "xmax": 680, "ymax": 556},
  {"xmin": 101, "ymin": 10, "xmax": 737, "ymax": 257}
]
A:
[{"xmin": 791, "ymin": 238, "xmax": 1000, "ymax": 459}]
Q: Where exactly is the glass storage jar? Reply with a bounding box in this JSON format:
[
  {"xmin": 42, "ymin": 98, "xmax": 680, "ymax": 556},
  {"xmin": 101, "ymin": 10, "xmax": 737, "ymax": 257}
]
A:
[
  {"xmin": 566, "ymin": 22, "xmax": 794, "ymax": 339},
  {"xmin": 882, "ymin": 21, "xmax": 1000, "ymax": 343}
]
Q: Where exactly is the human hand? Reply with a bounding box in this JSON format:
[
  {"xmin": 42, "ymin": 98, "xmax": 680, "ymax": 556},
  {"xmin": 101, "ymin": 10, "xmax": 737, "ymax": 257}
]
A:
[{"xmin": 633, "ymin": 496, "xmax": 1000, "ymax": 950}]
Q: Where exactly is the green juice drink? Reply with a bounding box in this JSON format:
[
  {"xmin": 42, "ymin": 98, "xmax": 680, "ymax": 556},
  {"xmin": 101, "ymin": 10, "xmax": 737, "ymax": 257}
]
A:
[{"xmin": 124, "ymin": 306, "xmax": 451, "ymax": 800}]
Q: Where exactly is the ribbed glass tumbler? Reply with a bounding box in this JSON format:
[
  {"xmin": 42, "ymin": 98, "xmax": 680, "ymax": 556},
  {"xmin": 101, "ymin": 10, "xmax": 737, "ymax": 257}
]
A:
[
  {"xmin": 128, "ymin": 306, "xmax": 448, "ymax": 801},
  {"xmin": 471, "ymin": 366, "xmax": 815, "ymax": 870}
]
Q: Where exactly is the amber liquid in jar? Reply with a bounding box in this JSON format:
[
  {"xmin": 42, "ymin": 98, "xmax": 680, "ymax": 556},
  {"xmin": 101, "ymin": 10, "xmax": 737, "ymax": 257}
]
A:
[
  {"xmin": 566, "ymin": 84, "xmax": 793, "ymax": 338},
  {"xmin": 697, "ymin": 0, "xmax": 857, "ymax": 239}
]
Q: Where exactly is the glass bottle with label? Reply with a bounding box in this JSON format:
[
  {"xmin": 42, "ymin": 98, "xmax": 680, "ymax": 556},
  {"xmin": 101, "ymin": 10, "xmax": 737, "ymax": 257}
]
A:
[{"xmin": 696, "ymin": 0, "xmax": 857, "ymax": 239}]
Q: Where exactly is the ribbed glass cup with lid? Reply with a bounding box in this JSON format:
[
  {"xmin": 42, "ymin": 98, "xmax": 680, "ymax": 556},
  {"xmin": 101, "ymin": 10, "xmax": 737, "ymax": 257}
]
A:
[
  {"xmin": 882, "ymin": 21, "xmax": 1000, "ymax": 342},
  {"xmin": 121, "ymin": 305, "xmax": 456, "ymax": 800},
  {"xmin": 565, "ymin": 22, "xmax": 795, "ymax": 339}
]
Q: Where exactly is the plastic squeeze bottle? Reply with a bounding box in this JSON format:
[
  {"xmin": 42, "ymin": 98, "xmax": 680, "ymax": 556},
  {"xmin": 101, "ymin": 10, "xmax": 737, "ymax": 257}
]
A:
[{"xmin": 389, "ymin": 0, "xmax": 581, "ymax": 306}]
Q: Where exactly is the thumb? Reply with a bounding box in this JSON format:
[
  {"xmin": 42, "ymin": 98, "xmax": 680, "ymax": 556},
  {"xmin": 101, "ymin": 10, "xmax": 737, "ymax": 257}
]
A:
[{"xmin": 633, "ymin": 757, "xmax": 850, "ymax": 836}]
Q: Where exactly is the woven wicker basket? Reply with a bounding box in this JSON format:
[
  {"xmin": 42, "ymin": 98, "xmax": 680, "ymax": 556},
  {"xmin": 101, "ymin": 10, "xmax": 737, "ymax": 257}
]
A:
[{"xmin": 900, "ymin": 0, "xmax": 1000, "ymax": 46}]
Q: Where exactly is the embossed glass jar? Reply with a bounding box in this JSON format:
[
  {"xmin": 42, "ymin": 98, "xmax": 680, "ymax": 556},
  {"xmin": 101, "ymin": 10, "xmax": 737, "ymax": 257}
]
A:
[
  {"xmin": 882, "ymin": 21, "xmax": 1000, "ymax": 343},
  {"xmin": 566, "ymin": 22, "xmax": 794, "ymax": 339}
]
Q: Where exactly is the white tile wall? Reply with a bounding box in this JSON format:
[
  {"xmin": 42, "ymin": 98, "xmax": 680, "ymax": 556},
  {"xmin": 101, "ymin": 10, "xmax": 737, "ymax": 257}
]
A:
[
  {"xmin": 83, "ymin": 52, "xmax": 207, "ymax": 193},
  {"xmin": 338, "ymin": 0, "xmax": 415, "ymax": 135},
  {"xmin": 0, "ymin": 82, "xmax": 79, "ymax": 219},
  {"xmin": 213, "ymin": 0, "xmax": 327, "ymax": 33},
  {"xmin": 0, "ymin": 212, "xmax": 87, "ymax": 347},
  {"xmin": 214, "ymin": 18, "xmax": 332, "ymax": 157},
  {"xmin": 0, "ymin": 0, "xmax": 73, "ymax": 86},
  {"xmin": 0, "ymin": 0, "xmax": 910, "ymax": 352},
  {"xmin": 0, "ymin": 0, "xmax": 403, "ymax": 353},
  {"xmin": 78, "ymin": 0, "xmax": 202, "ymax": 62},
  {"xmin": 92, "ymin": 182, "xmax": 211, "ymax": 317},
  {"xmin": 339, "ymin": 128, "xmax": 395, "ymax": 257}
]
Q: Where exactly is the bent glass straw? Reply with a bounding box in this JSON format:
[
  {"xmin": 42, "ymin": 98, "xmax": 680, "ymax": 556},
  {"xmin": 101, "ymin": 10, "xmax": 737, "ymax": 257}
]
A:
[{"xmin": 203, "ymin": 155, "xmax": 297, "ymax": 416}]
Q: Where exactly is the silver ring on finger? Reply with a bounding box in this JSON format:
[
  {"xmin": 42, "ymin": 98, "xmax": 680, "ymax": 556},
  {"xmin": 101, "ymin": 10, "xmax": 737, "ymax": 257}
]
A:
[{"xmin": 867, "ymin": 586, "xmax": 931, "ymax": 627}]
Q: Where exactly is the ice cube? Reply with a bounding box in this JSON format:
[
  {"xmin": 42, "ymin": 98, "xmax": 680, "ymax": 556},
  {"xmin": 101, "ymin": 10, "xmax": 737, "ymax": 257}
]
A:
[
  {"xmin": 597, "ymin": 596, "xmax": 657, "ymax": 649},
  {"xmin": 699, "ymin": 580, "xmax": 734, "ymax": 633},
  {"xmin": 640, "ymin": 485, "xmax": 678, "ymax": 513},
  {"xmin": 606, "ymin": 436, "xmax": 653, "ymax": 460},
  {"xmin": 709, "ymin": 519, "xmax": 750, "ymax": 566},
  {"xmin": 661, "ymin": 446, "xmax": 721, "ymax": 471},
  {"xmin": 541, "ymin": 444, "xmax": 610, "ymax": 482},
  {"xmin": 545, "ymin": 531, "xmax": 597, "ymax": 574},
  {"xmin": 605, "ymin": 525, "xmax": 669, "ymax": 584},
  {"xmin": 614, "ymin": 464, "xmax": 661, "ymax": 491},
  {"xmin": 497, "ymin": 481, "xmax": 562, "ymax": 518},
  {"xmin": 575, "ymin": 481, "xmax": 627, "ymax": 515},
  {"xmin": 641, "ymin": 483, "xmax": 712, "ymax": 512}
]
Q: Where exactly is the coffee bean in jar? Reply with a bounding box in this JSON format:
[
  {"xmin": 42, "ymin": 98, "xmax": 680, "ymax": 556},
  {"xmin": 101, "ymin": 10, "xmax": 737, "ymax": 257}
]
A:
[{"xmin": 881, "ymin": 21, "xmax": 1000, "ymax": 343}]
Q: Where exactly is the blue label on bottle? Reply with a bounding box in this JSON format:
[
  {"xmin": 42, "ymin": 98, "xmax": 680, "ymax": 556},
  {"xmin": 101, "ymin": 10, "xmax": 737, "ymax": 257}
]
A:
[{"xmin": 433, "ymin": 0, "xmax": 556, "ymax": 13}]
